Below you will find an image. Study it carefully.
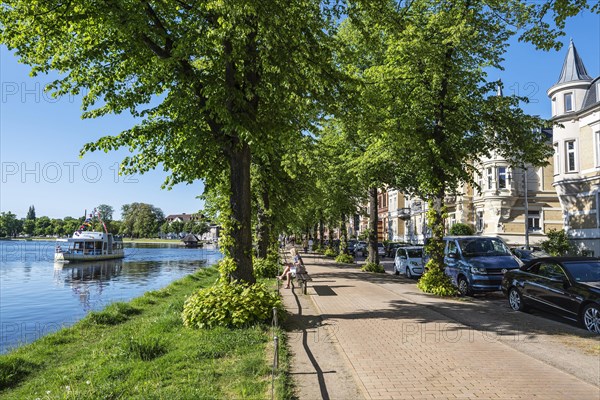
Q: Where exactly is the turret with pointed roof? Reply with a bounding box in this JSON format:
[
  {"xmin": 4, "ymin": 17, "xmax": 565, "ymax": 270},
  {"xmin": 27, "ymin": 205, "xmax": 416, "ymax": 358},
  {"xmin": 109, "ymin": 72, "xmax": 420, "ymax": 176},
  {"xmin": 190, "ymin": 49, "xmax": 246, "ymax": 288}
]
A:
[
  {"xmin": 547, "ymin": 40, "xmax": 594, "ymax": 118},
  {"xmin": 556, "ymin": 39, "xmax": 592, "ymax": 84}
]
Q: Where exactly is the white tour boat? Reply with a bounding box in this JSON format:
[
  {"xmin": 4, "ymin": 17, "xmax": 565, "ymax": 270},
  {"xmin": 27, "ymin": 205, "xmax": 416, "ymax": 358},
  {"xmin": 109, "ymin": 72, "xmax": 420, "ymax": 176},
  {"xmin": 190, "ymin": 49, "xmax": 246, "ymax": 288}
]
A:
[{"xmin": 55, "ymin": 231, "xmax": 125, "ymax": 262}]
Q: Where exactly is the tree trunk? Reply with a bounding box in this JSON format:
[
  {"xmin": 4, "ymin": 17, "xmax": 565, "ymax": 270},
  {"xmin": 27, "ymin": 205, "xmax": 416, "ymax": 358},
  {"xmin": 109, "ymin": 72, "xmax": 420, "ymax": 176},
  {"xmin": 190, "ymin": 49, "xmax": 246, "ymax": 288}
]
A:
[
  {"xmin": 339, "ymin": 213, "xmax": 348, "ymax": 254},
  {"xmin": 319, "ymin": 217, "xmax": 325, "ymax": 248},
  {"xmin": 256, "ymin": 186, "xmax": 270, "ymax": 259},
  {"xmin": 228, "ymin": 141, "xmax": 255, "ymax": 283},
  {"xmin": 427, "ymin": 195, "xmax": 446, "ymax": 274},
  {"xmin": 368, "ymin": 186, "xmax": 379, "ymax": 264}
]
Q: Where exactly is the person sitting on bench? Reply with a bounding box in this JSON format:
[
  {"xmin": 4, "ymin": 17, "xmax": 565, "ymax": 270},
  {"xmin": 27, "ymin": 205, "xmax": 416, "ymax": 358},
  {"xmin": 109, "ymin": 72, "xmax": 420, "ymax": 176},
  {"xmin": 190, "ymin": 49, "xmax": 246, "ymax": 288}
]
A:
[{"xmin": 278, "ymin": 248, "xmax": 306, "ymax": 289}]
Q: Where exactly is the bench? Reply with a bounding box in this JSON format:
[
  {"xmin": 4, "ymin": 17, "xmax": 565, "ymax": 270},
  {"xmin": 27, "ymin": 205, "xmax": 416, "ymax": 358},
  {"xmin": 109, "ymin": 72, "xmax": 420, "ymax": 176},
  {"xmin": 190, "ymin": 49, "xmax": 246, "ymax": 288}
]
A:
[{"xmin": 295, "ymin": 272, "xmax": 312, "ymax": 295}]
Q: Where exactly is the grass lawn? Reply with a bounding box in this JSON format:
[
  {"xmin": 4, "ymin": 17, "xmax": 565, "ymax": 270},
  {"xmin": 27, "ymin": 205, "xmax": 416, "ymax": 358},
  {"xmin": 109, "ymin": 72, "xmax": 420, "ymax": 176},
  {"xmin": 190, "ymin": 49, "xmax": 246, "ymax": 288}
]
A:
[{"xmin": 0, "ymin": 267, "xmax": 291, "ymax": 399}]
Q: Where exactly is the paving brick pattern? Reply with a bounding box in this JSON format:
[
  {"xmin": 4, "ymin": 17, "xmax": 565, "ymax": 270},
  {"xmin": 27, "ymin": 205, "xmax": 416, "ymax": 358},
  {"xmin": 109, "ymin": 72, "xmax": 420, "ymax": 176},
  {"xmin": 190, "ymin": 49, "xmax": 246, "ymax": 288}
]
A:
[{"xmin": 298, "ymin": 254, "xmax": 600, "ymax": 400}]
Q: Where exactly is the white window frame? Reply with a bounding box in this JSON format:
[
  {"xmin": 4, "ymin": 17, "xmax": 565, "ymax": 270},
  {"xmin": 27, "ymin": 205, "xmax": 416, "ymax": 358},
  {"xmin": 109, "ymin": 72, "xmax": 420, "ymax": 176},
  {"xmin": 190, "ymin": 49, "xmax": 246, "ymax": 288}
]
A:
[
  {"xmin": 497, "ymin": 166, "xmax": 508, "ymax": 189},
  {"xmin": 565, "ymin": 140, "xmax": 578, "ymax": 173},
  {"xmin": 553, "ymin": 143, "xmax": 560, "ymax": 175},
  {"xmin": 528, "ymin": 210, "xmax": 541, "ymax": 232},
  {"xmin": 564, "ymin": 92, "xmax": 573, "ymax": 112},
  {"xmin": 486, "ymin": 167, "xmax": 493, "ymax": 190},
  {"xmin": 595, "ymin": 131, "xmax": 600, "ymax": 168},
  {"xmin": 477, "ymin": 171, "xmax": 483, "ymax": 193}
]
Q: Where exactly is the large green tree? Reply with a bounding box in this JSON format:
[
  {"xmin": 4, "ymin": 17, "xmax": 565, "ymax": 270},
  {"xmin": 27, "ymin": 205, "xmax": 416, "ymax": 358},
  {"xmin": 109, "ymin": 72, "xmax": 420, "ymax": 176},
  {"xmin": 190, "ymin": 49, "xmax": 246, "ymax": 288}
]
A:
[
  {"xmin": 120, "ymin": 203, "xmax": 164, "ymax": 238},
  {"xmin": 1, "ymin": 0, "xmax": 337, "ymax": 283}
]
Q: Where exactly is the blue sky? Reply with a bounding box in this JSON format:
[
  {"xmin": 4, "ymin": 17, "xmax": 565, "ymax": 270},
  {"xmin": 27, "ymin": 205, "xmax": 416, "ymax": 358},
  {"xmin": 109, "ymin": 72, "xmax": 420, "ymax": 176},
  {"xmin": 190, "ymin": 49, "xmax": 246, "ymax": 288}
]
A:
[{"xmin": 1, "ymin": 10, "xmax": 599, "ymax": 219}]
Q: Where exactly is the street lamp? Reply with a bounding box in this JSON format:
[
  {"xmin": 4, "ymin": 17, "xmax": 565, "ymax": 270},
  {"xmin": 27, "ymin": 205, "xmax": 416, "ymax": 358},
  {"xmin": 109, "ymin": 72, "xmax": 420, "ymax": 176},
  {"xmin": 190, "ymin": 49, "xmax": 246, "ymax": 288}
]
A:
[{"xmin": 523, "ymin": 167, "xmax": 529, "ymax": 250}]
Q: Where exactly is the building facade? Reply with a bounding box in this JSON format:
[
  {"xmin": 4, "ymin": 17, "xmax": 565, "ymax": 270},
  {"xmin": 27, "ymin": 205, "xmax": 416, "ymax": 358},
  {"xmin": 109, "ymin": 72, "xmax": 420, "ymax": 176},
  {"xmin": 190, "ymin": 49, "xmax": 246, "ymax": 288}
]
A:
[{"xmin": 547, "ymin": 40, "xmax": 600, "ymax": 256}]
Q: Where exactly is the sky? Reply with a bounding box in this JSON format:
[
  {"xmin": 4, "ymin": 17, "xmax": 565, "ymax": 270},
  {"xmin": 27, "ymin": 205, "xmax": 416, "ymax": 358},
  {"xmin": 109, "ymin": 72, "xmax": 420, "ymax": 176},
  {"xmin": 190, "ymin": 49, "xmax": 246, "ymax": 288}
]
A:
[{"xmin": 1, "ymin": 10, "xmax": 599, "ymax": 220}]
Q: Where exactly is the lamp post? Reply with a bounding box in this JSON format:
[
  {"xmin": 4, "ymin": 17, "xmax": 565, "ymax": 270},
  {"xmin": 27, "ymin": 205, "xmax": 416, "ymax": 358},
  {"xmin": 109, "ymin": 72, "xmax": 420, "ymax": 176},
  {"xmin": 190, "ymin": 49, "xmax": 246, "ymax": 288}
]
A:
[{"xmin": 524, "ymin": 167, "xmax": 530, "ymax": 250}]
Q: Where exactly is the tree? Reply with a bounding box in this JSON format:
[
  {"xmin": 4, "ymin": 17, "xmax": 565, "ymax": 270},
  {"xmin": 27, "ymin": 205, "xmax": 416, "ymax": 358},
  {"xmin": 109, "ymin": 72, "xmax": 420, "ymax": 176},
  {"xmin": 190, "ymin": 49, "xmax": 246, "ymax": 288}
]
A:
[
  {"xmin": 34, "ymin": 216, "xmax": 52, "ymax": 237},
  {"xmin": 26, "ymin": 205, "xmax": 36, "ymax": 221},
  {"xmin": 1, "ymin": 1, "xmax": 339, "ymax": 284},
  {"xmin": 540, "ymin": 229, "xmax": 573, "ymax": 256},
  {"xmin": 0, "ymin": 212, "xmax": 21, "ymax": 237},
  {"xmin": 120, "ymin": 203, "xmax": 164, "ymax": 238}
]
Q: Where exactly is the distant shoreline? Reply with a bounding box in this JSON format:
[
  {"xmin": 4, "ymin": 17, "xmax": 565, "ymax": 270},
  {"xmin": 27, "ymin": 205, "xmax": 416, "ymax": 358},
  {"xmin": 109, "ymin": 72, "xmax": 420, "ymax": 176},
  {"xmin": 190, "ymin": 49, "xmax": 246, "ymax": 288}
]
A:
[{"xmin": 0, "ymin": 237, "xmax": 201, "ymax": 245}]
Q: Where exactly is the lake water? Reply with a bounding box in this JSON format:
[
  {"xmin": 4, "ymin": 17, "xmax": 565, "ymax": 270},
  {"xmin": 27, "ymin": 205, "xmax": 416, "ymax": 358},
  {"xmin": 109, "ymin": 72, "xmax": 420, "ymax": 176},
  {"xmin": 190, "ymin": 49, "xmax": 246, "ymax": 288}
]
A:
[{"xmin": 0, "ymin": 240, "xmax": 222, "ymax": 354}]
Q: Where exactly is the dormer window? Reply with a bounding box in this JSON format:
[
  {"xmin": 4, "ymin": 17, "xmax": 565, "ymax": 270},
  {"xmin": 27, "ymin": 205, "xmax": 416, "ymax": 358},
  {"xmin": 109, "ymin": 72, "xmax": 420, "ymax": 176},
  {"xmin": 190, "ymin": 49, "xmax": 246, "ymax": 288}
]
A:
[{"xmin": 564, "ymin": 93, "xmax": 573, "ymax": 112}]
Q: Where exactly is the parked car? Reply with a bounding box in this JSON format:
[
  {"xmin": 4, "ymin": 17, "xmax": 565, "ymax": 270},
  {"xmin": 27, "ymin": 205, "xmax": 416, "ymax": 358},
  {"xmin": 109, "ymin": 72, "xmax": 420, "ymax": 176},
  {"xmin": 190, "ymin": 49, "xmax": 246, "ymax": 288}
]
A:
[
  {"xmin": 511, "ymin": 248, "xmax": 549, "ymax": 262},
  {"xmin": 501, "ymin": 257, "xmax": 600, "ymax": 334},
  {"xmin": 394, "ymin": 246, "xmax": 424, "ymax": 279},
  {"xmin": 443, "ymin": 236, "xmax": 521, "ymax": 296},
  {"xmin": 386, "ymin": 242, "xmax": 404, "ymax": 257},
  {"xmin": 377, "ymin": 242, "xmax": 386, "ymax": 258},
  {"xmin": 347, "ymin": 240, "xmax": 357, "ymax": 255},
  {"xmin": 355, "ymin": 241, "xmax": 367, "ymax": 256}
]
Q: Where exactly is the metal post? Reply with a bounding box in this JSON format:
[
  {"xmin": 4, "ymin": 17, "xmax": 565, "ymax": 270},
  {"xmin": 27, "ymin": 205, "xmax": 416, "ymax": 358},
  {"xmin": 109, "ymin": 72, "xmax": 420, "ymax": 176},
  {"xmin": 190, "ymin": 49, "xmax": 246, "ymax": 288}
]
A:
[
  {"xmin": 272, "ymin": 307, "xmax": 278, "ymax": 328},
  {"xmin": 524, "ymin": 167, "xmax": 530, "ymax": 250},
  {"xmin": 273, "ymin": 336, "xmax": 279, "ymax": 370}
]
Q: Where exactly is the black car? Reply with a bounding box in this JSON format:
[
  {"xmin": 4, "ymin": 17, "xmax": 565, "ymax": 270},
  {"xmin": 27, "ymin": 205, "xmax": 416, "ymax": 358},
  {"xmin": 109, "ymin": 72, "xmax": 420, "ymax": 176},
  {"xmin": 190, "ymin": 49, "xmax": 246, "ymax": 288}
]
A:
[
  {"xmin": 501, "ymin": 257, "xmax": 600, "ymax": 334},
  {"xmin": 511, "ymin": 248, "xmax": 549, "ymax": 262}
]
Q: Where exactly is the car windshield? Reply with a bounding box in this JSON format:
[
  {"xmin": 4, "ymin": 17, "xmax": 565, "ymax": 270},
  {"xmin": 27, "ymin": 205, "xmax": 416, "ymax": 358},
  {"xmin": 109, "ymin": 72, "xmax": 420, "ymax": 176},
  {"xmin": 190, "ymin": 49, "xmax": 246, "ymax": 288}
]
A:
[
  {"xmin": 407, "ymin": 249, "xmax": 422, "ymax": 258},
  {"xmin": 563, "ymin": 261, "xmax": 600, "ymax": 283},
  {"xmin": 458, "ymin": 238, "xmax": 511, "ymax": 257}
]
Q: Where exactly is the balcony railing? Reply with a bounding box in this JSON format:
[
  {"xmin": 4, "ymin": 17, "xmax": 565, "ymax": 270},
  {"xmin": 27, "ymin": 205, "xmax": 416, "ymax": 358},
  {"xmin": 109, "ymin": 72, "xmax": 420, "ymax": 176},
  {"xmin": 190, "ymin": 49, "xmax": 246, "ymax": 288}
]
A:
[{"xmin": 398, "ymin": 208, "xmax": 411, "ymax": 220}]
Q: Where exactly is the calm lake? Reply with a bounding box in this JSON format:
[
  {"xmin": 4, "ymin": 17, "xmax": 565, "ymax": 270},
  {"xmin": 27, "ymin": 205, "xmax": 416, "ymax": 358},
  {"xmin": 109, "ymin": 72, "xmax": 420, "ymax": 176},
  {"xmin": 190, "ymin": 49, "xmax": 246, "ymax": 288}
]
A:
[{"xmin": 0, "ymin": 240, "xmax": 222, "ymax": 354}]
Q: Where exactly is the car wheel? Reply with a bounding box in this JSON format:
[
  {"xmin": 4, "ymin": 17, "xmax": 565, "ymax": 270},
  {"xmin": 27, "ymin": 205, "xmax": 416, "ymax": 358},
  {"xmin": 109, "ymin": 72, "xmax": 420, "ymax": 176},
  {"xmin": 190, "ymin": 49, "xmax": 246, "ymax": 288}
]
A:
[
  {"xmin": 457, "ymin": 276, "xmax": 473, "ymax": 296},
  {"xmin": 406, "ymin": 267, "xmax": 412, "ymax": 279},
  {"xmin": 582, "ymin": 303, "xmax": 600, "ymax": 334},
  {"xmin": 394, "ymin": 265, "xmax": 399, "ymax": 275},
  {"xmin": 508, "ymin": 287, "xmax": 527, "ymax": 312}
]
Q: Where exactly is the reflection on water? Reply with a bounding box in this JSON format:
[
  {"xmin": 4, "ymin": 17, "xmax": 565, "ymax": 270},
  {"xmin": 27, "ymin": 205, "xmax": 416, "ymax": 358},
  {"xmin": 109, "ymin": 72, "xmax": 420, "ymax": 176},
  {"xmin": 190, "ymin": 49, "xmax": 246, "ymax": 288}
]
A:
[
  {"xmin": 0, "ymin": 240, "xmax": 221, "ymax": 354},
  {"xmin": 54, "ymin": 260, "xmax": 124, "ymax": 311}
]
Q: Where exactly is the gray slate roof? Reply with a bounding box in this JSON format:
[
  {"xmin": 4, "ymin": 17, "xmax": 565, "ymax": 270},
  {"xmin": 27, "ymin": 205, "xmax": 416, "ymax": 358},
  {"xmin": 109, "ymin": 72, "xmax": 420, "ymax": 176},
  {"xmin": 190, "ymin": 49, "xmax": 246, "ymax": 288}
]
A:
[{"xmin": 556, "ymin": 39, "xmax": 592, "ymax": 84}]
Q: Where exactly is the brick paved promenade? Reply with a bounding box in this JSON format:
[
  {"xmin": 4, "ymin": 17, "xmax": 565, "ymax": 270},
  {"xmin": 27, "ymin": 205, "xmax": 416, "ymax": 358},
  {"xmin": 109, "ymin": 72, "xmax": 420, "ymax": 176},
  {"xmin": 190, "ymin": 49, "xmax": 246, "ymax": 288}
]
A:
[{"xmin": 280, "ymin": 252, "xmax": 600, "ymax": 400}]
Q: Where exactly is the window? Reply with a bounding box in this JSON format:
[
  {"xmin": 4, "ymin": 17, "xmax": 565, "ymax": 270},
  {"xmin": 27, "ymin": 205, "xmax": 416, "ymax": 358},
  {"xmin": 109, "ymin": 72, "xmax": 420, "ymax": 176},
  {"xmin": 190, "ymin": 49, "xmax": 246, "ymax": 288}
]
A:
[
  {"xmin": 486, "ymin": 167, "xmax": 493, "ymax": 190},
  {"xmin": 553, "ymin": 143, "xmax": 560, "ymax": 175},
  {"xmin": 528, "ymin": 210, "xmax": 541, "ymax": 231},
  {"xmin": 476, "ymin": 210, "xmax": 484, "ymax": 233},
  {"xmin": 446, "ymin": 240, "xmax": 459, "ymax": 256},
  {"xmin": 596, "ymin": 131, "xmax": 600, "ymax": 168},
  {"xmin": 565, "ymin": 140, "xmax": 577, "ymax": 172},
  {"xmin": 552, "ymin": 97, "xmax": 556, "ymax": 115},
  {"xmin": 498, "ymin": 167, "xmax": 508, "ymax": 189},
  {"xmin": 537, "ymin": 263, "xmax": 565, "ymax": 280},
  {"xmin": 564, "ymin": 93, "xmax": 573, "ymax": 112}
]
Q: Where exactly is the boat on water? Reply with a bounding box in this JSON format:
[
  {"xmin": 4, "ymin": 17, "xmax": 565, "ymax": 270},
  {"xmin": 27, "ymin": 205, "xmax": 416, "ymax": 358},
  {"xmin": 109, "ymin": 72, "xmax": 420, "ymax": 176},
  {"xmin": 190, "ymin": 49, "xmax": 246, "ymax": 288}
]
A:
[
  {"xmin": 55, "ymin": 208, "xmax": 124, "ymax": 263},
  {"xmin": 55, "ymin": 232, "xmax": 125, "ymax": 262}
]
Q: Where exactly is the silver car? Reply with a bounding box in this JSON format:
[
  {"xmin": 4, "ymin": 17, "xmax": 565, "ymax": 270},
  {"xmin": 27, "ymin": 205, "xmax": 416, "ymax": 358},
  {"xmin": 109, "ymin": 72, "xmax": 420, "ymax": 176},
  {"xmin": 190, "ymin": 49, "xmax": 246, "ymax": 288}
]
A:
[{"xmin": 394, "ymin": 246, "xmax": 424, "ymax": 279}]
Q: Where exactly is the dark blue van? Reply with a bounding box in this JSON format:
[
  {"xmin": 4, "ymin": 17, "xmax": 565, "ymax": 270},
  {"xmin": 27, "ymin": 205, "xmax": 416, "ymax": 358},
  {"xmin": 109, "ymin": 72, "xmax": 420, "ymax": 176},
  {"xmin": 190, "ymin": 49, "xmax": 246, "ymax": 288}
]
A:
[{"xmin": 443, "ymin": 236, "xmax": 522, "ymax": 296}]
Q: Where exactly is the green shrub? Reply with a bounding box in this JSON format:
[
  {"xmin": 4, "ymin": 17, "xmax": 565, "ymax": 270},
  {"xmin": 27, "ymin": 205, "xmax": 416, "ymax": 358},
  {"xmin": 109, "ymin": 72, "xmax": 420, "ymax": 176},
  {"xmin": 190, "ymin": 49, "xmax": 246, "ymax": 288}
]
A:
[
  {"xmin": 448, "ymin": 223, "xmax": 474, "ymax": 236},
  {"xmin": 124, "ymin": 336, "xmax": 168, "ymax": 361},
  {"xmin": 361, "ymin": 262, "xmax": 385, "ymax": 273},
  {"xmin": 540, "ymin": 229, "xmax": 573, "ymax": 256},
  {"xmin": 182, "ymin": 282, "xmax": 282, "ymax": 329},
  {"xmin": 417, "ymin": 262, "xmax": 457, "ymax": 296},
  {"xmin": 253, "ymin": 257, "xmax": 279, "ymax": 278},
  {"xmin": 335, "ymin": 253, "xmax": 354, "ymax": 264},
  {"xmin": 323, "ymin": 248, "xmax": 337, "ymax": 257}
]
